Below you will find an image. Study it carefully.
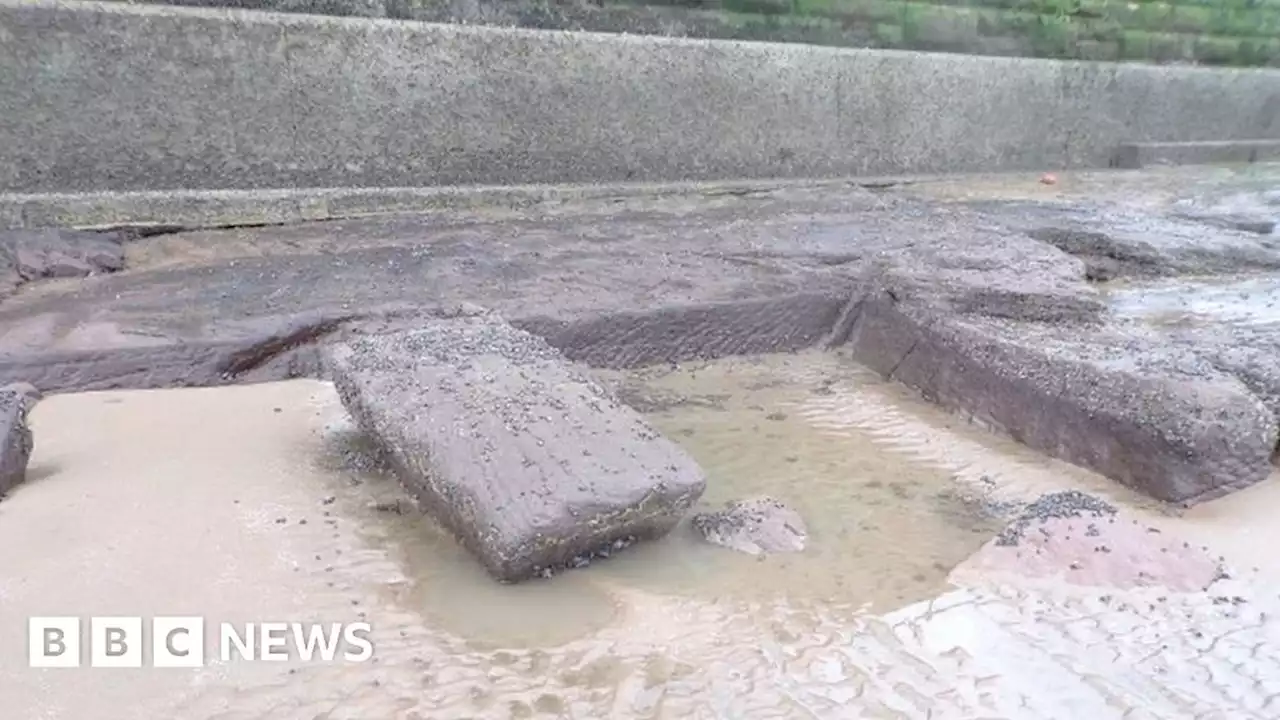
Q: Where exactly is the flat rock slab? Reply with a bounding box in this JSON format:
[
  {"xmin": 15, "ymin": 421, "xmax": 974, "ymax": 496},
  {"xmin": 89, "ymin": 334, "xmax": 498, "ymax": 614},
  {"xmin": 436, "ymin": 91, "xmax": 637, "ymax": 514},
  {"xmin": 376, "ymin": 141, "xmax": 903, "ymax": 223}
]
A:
[
  {"xmin": 951, "ymin": 491, "xmax": 1221, "ymax": 592},
  {"xmin": 324, "ymin": 316, "xmax": 707, "ymax": 582},
  {"xmin": 692, "ymin": 496, "xmax": 807, "ymax": 555},
  {"xmin": 0, "ymin": 382, "xmax": 39, "ymax": 496}
]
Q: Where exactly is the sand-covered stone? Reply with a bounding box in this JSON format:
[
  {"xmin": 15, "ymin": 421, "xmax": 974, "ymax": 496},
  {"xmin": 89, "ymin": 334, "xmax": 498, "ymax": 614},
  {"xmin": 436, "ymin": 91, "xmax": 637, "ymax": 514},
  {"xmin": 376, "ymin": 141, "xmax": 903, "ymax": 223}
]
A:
[
  {"xmin": 0, "ymin": 382, "xmax": 39, "ymax": 496},
  {"xmin": 324, "ymin": 316, "xmax": 707, "ymax": 582}
]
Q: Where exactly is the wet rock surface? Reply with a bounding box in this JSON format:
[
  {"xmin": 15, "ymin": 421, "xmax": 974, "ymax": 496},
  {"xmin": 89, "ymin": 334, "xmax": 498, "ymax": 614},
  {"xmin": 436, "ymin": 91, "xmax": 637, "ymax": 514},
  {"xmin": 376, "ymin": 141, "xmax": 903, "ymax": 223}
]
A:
[
  {"xmin": 692, "ymin": 496, "xmax": 807, "ymax": 555},
  {"xmin": 1, "ymin": 167, "xmax": 1278, "ymax": 504},
  {"xmin": 846, "ymin": 286, "xmax": 1280, "ymax": 504},
  {"xmin": 0, "ymin": 382, "xmax": 39, "ymax": 496},
  {"xmin": 323, "ymin": 316, "xmax": 707, "ymax": 582}
]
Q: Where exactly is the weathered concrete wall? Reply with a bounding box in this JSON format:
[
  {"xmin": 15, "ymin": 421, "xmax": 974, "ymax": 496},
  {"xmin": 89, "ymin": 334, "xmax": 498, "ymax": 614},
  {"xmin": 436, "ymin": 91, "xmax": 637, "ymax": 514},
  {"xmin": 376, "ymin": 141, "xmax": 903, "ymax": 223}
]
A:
[{"xmin": 2, "ymin": 0, "xmax": 1279, "ymax": 195}]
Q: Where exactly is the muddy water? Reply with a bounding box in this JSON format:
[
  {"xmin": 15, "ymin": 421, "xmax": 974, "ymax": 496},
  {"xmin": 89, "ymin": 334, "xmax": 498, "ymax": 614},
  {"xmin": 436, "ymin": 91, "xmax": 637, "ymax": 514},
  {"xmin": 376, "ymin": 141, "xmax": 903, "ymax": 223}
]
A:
[{"xmin": 1, "ymin": 353, "xmax": 1157, "ymax": 719}]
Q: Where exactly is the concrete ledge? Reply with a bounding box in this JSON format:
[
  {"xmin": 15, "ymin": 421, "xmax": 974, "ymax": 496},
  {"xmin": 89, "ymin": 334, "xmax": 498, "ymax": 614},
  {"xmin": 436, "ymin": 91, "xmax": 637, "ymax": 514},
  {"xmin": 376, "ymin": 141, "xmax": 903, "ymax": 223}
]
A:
[
  {"xmin": 0, "ymin": 177, "xmax": 903, "ymax": 231},
  {"xmin": 3, "ymin": 0, "xmax": 1280, "ymax": 196},
  {"xmin": 1111, "ymin": 140, "xmax": 1280, "ymax": 169}
]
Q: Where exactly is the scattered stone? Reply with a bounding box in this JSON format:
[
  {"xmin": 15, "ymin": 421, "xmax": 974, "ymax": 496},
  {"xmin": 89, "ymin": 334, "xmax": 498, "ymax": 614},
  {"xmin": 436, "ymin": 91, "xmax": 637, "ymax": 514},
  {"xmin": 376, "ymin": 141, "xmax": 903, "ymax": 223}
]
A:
[
  {"xmin": 994, "ymin": 491, "xmax": 1117, "ymax": 547},
  {"xmin": 692, "ymin": 496, "xmax": 807, "ymax": 556},
  {"xmin": 0, "ymin": 382, "xmax": 40, "ymax": 496},
  {"xmin": 0, "ymin": 229, "xmax": 125, "ymax": 299},
  {"xmin": 368, "ymin": 499, "xmax": 407, "ymax": 515},
  {"xmin": 325, "ymin": 317, "xmax": 706, "ymax": 582}
]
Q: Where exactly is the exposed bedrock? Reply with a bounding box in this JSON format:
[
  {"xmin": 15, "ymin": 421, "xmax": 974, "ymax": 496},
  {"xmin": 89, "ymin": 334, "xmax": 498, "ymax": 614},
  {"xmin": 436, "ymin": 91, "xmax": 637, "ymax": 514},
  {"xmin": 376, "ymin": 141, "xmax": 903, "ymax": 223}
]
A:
[
  {"xmin": 0, "ymin": 294, "xmax": 853, "ymax": 393},
  {"xmin": 323, "ymin": 316, "xmax": 707, "ymax": 582},
  {"xmin": 1, "ymin": 184, "xmax": 1278, "ymax": 506},
  {"xmin": 844, "ymin": 285, "xmax": 1278, "ymax": 505}
]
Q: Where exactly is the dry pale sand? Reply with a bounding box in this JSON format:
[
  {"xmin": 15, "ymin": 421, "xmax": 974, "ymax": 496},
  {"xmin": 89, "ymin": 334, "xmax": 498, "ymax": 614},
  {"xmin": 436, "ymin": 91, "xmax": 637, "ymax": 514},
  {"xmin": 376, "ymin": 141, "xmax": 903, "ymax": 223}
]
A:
[
  {"xmin": 2, "ymin": 358, "xmax": 1279, "ymax": 719},
  {"xmin": 0, "ymin": 381, "xmax": 411, "ymax": 719}
]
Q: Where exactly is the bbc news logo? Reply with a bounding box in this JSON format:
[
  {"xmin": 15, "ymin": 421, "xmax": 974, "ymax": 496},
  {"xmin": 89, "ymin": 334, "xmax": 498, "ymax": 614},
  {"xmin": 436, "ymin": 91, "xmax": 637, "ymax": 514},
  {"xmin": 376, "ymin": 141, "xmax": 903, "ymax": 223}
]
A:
[{"xmin": 29, "ymin": 617, "xmax": 373, "ymax": 668}]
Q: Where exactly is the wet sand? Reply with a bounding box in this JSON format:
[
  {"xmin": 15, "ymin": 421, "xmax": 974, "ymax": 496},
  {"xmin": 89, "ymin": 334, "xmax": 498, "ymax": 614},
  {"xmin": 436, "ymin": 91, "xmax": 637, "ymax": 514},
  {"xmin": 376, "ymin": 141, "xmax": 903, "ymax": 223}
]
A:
[
  {"xmin": 1105, "ymin": 274, "xmax": 1280, "ymax": 329},
  {"xmin": 2, "ymin": 352, "xmax": 1279, "ymax": 719}
]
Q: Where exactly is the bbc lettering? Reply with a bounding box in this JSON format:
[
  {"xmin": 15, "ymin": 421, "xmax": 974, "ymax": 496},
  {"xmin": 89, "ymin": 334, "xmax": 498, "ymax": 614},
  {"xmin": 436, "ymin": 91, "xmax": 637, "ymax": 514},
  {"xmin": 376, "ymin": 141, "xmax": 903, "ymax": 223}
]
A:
[{"xmin": 29, "ymin": 617, "xmax": 373, "ymax": 668}]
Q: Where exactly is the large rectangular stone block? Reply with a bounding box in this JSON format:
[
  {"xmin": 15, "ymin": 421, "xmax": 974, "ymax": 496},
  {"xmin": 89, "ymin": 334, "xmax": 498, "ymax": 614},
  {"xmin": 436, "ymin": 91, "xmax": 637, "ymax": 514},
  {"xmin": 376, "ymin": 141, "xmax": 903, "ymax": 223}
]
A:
[{"xmin": 324, "ymin": 316, "xmax": 707, "ymax": 582}]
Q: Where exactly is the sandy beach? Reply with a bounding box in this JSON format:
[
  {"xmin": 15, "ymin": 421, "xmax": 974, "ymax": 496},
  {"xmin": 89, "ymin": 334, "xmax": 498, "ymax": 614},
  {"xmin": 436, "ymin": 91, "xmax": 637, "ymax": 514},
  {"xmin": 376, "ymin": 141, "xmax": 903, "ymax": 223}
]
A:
[{"xmin": 2, "ymin": 358, "xmax": 1279, "ymax": 719}]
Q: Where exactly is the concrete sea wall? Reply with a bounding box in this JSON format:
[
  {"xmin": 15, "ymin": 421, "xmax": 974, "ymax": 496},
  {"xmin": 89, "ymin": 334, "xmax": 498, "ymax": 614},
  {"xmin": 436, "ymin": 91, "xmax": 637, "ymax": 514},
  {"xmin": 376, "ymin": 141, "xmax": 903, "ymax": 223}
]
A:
[{"xmin": 2, "ymin": 0, "xmax": 1280, "ymax": 197}]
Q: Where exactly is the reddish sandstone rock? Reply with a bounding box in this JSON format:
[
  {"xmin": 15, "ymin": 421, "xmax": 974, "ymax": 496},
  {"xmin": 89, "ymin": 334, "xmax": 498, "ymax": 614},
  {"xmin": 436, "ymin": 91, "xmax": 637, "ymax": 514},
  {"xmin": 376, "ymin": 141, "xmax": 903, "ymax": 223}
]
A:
[{"xmin": 952, "ymin": 492, "xmax": 1220, "ymax": 591}]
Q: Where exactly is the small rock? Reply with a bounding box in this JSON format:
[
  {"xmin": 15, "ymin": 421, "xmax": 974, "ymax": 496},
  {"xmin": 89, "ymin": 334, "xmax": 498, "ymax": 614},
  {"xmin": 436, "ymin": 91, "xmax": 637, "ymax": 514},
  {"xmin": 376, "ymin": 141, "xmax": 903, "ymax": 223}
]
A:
[
  {"xmin": 369, "ymin": 499, "xmax": 406, "ymax": 514},
  {"xmin": 692, "ymin": 496, "xmax": 807, "ymax": 556},
  {"xmin": 0, "ymin": 383, "xmax": 40, "ymax": 497}
]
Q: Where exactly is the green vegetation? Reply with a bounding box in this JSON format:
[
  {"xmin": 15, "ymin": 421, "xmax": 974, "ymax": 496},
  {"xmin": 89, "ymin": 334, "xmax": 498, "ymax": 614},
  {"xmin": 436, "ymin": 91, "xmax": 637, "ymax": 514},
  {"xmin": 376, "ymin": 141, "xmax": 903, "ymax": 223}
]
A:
[
  {"xmin": 119, "ymin": 0, "xmax": 1280, "ymax": 65},
  {"xmin": 610, "ymin": 0, "xmax": 1280, "ymax": 65}
]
